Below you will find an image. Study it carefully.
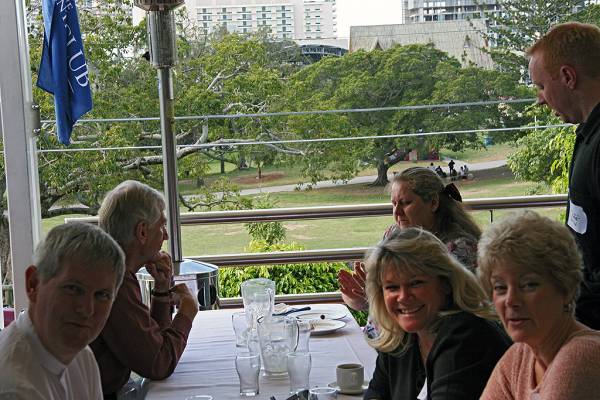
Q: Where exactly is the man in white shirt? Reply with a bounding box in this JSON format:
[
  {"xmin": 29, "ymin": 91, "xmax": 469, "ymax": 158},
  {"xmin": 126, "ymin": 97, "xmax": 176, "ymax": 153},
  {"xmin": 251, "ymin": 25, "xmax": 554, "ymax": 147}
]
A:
[{"xmin": 0, "ymin": 222, "xmax": 126, "ymax": 399}]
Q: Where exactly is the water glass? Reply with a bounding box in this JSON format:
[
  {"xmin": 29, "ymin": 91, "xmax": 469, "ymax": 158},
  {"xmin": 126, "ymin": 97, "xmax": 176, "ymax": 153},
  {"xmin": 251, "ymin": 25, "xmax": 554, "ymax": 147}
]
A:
[
  {"xmin": 296, "ymin": 320, "xmax": 312, "ymax": 353},
  {"xmin": 235, "ymin": 352, "xmax": 260, "ymax": 397},
  {"xmin": 232, "ymin": 311, "xmax": 249, "ymax": 347},
  {"xmin": 308, "ymin": 387, "xmax": 337, "ymax": 399},
  {"xmin": 287, "ymin": 352, "xmax": 311, "ymax": 394},
  {"xmin": 247, "ymin": 292, "xmax": 273, "ymax": 327}
]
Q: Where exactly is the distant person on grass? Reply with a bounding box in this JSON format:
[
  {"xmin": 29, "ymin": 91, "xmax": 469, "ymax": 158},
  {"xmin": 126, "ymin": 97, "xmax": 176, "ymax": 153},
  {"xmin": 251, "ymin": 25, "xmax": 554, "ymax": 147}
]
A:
[{"xmin": 527, "ymin": 22, "xmax": 600, "ymax": 328}]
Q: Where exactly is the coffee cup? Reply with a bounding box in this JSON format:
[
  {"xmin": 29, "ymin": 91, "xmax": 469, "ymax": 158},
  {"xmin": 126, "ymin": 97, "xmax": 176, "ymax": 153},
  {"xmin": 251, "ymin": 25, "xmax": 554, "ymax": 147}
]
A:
[{"xmin": 336, "ymin": 363, "xmax": 364, "ymax": 391}]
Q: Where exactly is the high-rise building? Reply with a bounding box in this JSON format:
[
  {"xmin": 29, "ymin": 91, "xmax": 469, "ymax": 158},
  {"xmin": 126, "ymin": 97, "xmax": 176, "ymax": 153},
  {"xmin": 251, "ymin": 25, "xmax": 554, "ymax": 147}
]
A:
[
  {"xmin": 402, "ymin": 0, "xmax": 500, "ymax": 24},
  {"xmin": 183, "ymin": 0, "xmax": 337, "ymax": 40}
]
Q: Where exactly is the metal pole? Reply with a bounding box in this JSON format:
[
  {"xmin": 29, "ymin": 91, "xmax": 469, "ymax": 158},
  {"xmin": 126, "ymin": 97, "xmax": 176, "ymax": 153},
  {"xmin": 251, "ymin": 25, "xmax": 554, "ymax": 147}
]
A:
[
  {"xmin": 157, "ymin": 66, "xmax": 183, "ymax": 269},
  {"xmin": 0, "ymin": 0, "xmax": 43, "ymax": 319}
]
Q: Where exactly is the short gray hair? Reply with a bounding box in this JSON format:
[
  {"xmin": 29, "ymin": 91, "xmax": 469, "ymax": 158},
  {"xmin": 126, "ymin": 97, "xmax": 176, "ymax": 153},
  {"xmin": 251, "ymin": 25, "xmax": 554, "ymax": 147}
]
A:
[
  {"xmin": 34, "ymin": 222, "xmax": 126, "ymax": 290},
  {"xmin": 365, "ymin": 227, "xmax": 495, "ymax": 354},
  {"xmin": 477, "ymin": 211, "xmax": 583, "ymax": 312},
  {"xmin": 98, "ymin": 180, "xmax": 165, "ymax": 247}
]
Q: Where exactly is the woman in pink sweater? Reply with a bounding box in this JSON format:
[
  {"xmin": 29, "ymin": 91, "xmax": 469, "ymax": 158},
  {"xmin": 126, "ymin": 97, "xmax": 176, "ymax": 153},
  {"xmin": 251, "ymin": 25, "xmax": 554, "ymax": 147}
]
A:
[{"xmin": 477, "ymin": 211, "xmax": 600, "ymax": 400}]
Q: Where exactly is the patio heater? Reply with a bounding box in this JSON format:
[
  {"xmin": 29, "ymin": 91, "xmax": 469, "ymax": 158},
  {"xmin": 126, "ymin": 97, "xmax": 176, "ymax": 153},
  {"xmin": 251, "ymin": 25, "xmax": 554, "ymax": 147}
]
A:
[{"xmin": 134, "ymin": 0, "xmax": 219, "ymax": 310}]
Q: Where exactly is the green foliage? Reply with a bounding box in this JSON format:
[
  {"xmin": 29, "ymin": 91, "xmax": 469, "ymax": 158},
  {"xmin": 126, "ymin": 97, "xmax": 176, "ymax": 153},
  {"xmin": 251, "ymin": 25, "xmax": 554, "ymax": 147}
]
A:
[
  {"xmin": 476, "ymin": 0, "xmax": 589, "ymax": 78},
  {"xmin": 282, "ymin": 44, "xmax": 524, "ymax": 185},
  {"xmin": 244, "ymin": 196, "xmax": 286, "ymax": 246},
  {"xmin": 507, "ymin": 106, "xmax": 575, "ymax": 193},
  {"xmin": 483, "ymin": 2, "xmax": 598, "ymax": 194},
  {"xmin": 218, "ymin": 241, "xmax": 349, "ymax": 298}
]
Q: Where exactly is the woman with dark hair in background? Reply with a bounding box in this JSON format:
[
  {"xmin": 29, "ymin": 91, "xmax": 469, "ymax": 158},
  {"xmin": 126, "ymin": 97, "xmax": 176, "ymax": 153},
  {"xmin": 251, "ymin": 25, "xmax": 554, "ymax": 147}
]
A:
[{"xmin": 339, "ymin": 167, "xmax": 481, "ymax": 317}]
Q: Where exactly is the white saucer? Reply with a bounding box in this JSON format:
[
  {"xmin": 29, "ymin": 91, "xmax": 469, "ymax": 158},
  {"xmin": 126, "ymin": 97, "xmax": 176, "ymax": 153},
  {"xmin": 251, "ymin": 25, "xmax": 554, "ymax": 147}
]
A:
[{"xmin": 327, "ymin": 380, "xmax": 369, "ymax": 395}]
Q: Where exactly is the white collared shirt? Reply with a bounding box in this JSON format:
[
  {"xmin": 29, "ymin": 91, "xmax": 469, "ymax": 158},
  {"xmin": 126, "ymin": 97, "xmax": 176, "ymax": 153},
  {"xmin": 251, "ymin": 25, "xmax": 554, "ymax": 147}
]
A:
[{"xmin": 0, "ymin": 311, "xmax": 103, "ymax": 400}]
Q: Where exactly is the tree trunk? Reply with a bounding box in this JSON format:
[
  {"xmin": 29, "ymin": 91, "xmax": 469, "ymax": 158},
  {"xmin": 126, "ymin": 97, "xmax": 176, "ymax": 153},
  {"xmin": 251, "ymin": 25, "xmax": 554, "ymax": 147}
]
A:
[
  {"xmin": 371, "ymin": 162, "xmax": 390, "ymax": 186},
  {"xmin": 257, "ymin": 164, "xmax": 262, "ymax": 180}
]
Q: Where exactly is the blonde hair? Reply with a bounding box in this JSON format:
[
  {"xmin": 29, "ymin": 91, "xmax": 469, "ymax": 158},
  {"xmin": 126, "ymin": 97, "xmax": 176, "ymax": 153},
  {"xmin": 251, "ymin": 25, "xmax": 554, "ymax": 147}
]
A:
[
  {"xmin": 527, "ymin": 22, "xmax": 600, "ymax": 79},
  {"xmin": 477, "ymin": 211, "xmax": 583, "ymax": 313},
  {"xmin": 365, "ymin": 227, "xmax": 495, "ymax": 354},
  {"xmin": 389, "ymin": 167, "xmax": 481, "ymax": 243}
]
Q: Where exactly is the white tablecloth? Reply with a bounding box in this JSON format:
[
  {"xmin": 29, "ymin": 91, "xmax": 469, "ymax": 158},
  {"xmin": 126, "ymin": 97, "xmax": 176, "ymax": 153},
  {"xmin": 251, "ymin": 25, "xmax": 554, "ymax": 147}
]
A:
[{"xmin": 144, "ymin": 304, "xmax": 376, "ymax": 400}]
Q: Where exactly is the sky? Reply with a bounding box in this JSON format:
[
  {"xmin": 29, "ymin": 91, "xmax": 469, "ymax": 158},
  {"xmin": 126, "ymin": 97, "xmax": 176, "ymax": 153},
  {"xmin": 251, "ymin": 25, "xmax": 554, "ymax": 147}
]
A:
[{"xmin": 335, "ymin": 0, "xmax": 404, "ymax": 39}]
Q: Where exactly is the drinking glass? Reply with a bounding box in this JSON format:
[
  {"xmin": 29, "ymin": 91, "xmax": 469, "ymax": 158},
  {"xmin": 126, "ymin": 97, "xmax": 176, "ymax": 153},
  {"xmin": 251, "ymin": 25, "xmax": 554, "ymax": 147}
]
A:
[
  {"xmin": 287, "ymin": 352, "xmax": 311, "ymax": 394},
  {"xmin": 295, "ymin": 320, "xmax": 312, "ymax": 353},
  {"xmin": 232, "ymin": 311, "xmax": 249, "ymax": 347},
  {"xmin": 235, "ymin": 351, "xmax": 260, "ymax": 396},
  {"xmin": 308, "ymin": 387, "xmax": 337, "ymax": 399},
  {"xmin": 246, "ymin": 292, "xmax": 273, "ymax": 328}
]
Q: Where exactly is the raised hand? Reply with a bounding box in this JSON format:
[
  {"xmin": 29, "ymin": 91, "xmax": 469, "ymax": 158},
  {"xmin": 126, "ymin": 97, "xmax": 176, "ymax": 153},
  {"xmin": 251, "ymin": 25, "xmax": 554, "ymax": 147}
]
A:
[{"xmin": 338, "ymin": 261, "xmax": 368, "ymax": 311}]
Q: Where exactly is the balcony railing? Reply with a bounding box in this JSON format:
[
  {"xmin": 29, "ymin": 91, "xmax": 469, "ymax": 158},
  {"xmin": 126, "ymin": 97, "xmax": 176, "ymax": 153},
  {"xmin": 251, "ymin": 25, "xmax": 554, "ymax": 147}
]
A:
[
  {"xmin": 0, "ymin": 194, "xmax": 568, "ymax": 309},
  {"xmin": 67, "ymin": 194, "xmax": 567, "ymax": 268}
]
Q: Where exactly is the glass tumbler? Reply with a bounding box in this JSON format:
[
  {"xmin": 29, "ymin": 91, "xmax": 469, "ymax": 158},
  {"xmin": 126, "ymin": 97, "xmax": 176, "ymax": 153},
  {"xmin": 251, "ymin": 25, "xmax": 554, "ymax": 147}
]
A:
[
  {"xmin": 232, "ymin": 311, "xmax": 249, "ymax": 347},
  {"xmin": 287, "ymin": 352, "xmax": 311, "ymax": 394},
  {"xmin": 235, "ymin": 351, "xmax": 260, "ymax": 396},
  {"xmin": 309, "ymin": 387, "xmax": 337, "ymax": 399}
]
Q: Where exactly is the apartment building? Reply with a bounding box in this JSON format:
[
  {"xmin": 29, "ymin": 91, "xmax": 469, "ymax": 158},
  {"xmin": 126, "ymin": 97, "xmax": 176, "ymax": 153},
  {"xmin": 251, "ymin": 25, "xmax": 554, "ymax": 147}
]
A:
[
  {"xmin": 402, "ymin": 0, "xmax": 500, "ymax": 24},
  {"xmin": 186, "ymin": 0, "xmax": 337, "ymax": 40}
]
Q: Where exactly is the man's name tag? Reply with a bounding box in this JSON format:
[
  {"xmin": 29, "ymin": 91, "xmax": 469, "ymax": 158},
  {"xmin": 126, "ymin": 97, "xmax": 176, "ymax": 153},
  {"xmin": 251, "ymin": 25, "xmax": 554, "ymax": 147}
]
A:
[
  {"xmin": 568, "ymin": 200, "xmax": 588, "ymax": 234},
  {"xmin": 417, "ymin": 378, "xmax": 428, "ymax": 400}
]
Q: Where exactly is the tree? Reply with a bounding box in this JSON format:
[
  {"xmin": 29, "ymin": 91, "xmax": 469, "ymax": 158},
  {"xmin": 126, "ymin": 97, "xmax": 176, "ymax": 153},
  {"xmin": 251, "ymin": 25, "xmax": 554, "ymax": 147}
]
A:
[
  {"xmin": 1, "ymin": 0, "xmax": 295, "ymax": 289},
  {"xmin": 495, "ymin": 3, "xmax": 600, "ymax": 192},
  {"xmin": 474, "ymin": 0, "xmax": 587, "ymax": 78},
  {"xmin": 280, "ymin": 44, "xmax": 527, "ymax": 186}
]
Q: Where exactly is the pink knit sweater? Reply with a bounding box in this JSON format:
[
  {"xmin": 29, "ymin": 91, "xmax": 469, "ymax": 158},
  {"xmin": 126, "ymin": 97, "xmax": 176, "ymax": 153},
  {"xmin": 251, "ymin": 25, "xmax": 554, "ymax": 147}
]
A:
[{"xmin": 480, "ymin": 330, "xmax": 600, "ymax": 400}]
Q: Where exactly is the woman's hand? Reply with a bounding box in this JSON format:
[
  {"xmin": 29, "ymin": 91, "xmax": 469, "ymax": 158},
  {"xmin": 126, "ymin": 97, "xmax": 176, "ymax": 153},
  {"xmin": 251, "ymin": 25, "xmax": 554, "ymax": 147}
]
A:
[{"xmin": 338, "ymin": 261, "xmax": 368, "ymax": 311}]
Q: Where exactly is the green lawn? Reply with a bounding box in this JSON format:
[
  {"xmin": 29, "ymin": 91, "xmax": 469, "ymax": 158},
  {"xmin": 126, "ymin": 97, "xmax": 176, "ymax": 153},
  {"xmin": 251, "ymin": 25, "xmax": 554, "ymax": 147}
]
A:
[
  {"xmin": 177, "ymin": 143, "xmax": 514, "ymax": 194},
  {"xmin": 46, "ymin": 171, "xmax": 564, "ymax": 257},
  {"xmin": 440, "ymin": 143, "xmax": 514, "ymax": 164}
]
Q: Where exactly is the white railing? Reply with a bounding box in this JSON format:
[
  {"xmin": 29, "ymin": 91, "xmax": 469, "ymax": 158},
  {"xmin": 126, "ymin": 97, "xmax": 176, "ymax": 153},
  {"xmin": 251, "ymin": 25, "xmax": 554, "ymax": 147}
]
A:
[{"xmin": 66, "ymin": 194, "xmax": 567, "ymax": 267}]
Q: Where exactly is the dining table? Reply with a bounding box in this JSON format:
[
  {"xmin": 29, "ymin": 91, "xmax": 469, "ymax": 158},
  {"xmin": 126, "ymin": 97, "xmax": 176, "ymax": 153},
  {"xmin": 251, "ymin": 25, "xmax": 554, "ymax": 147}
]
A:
[{"xmin": 144, "ymin": 303, "xmax": 377, "ymax": 400}]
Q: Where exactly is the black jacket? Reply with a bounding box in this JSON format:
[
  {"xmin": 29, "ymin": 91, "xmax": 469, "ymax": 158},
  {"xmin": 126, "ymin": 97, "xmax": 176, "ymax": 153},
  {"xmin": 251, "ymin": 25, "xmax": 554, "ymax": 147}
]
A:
[{"xmin": 364, "ymin": 312, "xmax": 510, "ymax": 400}]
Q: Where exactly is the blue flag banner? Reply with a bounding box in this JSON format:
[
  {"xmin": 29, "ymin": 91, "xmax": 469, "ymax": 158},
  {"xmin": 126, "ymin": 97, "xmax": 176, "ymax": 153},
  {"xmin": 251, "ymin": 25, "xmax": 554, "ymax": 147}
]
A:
[{"xmin": 37, "ymin": 0, "xmax": 92, "ymax": 145}]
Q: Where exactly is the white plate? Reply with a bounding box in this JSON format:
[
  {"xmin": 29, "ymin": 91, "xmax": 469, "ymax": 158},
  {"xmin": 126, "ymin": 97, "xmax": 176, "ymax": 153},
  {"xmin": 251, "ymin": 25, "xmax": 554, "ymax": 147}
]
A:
[
  {"xmin": 327, "ymin": 380, "xmax": 369, "ymax": 395},
  {"xmin": 310, "ymin": 319, "xmax": 346, "ymax": 335},
  {"xmin": 294, "ymin": 305, "xmax": 348, "ymax": 321}
]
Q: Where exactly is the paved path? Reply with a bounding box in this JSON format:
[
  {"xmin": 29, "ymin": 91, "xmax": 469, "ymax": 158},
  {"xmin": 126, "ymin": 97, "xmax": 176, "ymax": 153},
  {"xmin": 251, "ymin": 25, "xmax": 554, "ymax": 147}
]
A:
[{"xmin": 234, "ymin": 159, "xmax": 507, "ymax": 196}]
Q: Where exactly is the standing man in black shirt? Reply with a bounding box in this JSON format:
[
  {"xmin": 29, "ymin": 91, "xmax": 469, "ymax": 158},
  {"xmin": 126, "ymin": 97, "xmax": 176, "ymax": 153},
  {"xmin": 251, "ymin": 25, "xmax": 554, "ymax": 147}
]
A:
[{"xmin": 527, "ymin": 22, "xmax": 600, "ymax": 329}]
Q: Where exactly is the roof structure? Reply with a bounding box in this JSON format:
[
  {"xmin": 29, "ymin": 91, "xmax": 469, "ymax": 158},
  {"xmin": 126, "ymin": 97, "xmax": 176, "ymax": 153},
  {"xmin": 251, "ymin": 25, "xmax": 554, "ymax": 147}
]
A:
[{"xmin": 349, "ymin": 19, "xmax": 493, "ymax": 69}]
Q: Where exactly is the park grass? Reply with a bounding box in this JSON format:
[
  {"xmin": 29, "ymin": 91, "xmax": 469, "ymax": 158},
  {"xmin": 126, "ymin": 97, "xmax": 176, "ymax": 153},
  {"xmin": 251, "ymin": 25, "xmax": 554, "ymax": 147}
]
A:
[
  {"xmin": 178, "ymin": 143, "xmax": 514, "ymax": 193},
  {"xmin": 44, "ymin": 171, "xmax": 562, "ymax": 256},
  {"xmin": 439, "ymin": 143, "xmax": 514, "ymax": 164}
]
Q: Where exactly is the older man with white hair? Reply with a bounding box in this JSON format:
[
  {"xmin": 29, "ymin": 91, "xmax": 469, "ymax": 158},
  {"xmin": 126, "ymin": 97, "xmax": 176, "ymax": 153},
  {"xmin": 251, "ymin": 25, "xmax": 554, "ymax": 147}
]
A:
[{"xmin": 90, "ymin": 180, "xmax": 198, "ymax": 399}]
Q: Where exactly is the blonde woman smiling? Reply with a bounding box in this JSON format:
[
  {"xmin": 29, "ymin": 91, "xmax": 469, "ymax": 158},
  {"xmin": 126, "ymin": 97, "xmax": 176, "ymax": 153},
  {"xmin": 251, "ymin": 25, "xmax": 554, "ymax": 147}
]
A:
[{"xmin": 363, "ymin": 228, "xmax": 509, "ymax": 400}]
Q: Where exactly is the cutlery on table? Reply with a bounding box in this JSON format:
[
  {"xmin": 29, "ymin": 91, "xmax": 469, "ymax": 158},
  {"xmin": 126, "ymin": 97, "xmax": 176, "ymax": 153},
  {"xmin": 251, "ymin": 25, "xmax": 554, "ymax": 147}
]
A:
[{"xmin": 273, "ymin": 306, "xmax": 311, "ymax": 316}]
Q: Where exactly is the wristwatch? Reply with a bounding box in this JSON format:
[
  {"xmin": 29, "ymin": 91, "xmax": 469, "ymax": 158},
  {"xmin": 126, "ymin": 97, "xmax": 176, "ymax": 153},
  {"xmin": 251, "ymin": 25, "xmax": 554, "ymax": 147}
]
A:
[{"xmin": 151, "ymin": 289, "xmax": 171, "ymax": 297}]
